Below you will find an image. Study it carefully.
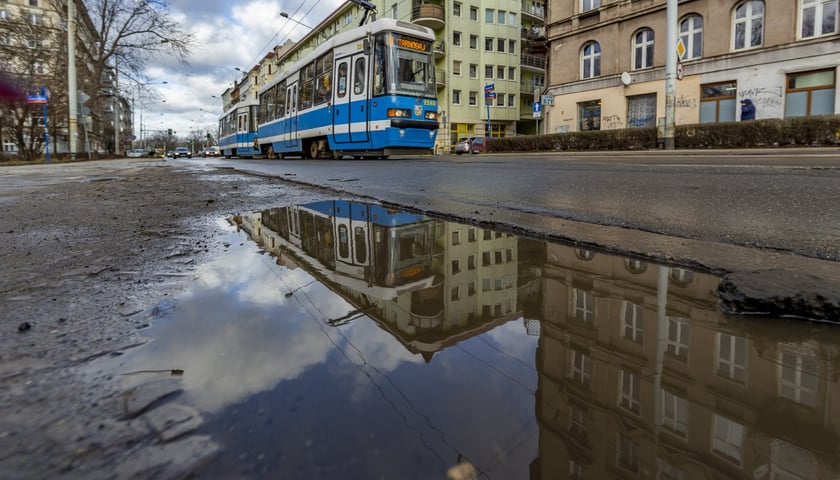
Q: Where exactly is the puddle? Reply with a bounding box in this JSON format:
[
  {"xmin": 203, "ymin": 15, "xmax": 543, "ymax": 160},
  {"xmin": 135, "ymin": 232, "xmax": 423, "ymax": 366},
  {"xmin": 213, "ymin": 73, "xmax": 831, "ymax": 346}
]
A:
[{"xmin": 97, "ymin": 200, "xmax": 840, "ymax": 479}]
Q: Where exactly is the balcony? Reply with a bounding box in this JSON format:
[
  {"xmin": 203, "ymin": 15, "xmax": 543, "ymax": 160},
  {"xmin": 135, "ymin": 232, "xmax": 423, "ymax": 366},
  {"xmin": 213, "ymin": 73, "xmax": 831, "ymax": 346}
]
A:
[
  {"xmin": 435, "ymin": 69, "xmax": 446, "ymax": 88},
  {"xmin": 521, "ymin": 2, "xmax": 545, "ymax": 23},
  {"xmin": 412, "ymin": 3, "xmax": 445, "ymax": 30},
  {"xmin": 520, "ymin": 54, "xmax": 546, "ymax": 72},
  {"xmin": 433, "ymin": 40, "xmax": 445, "ymax": 59}
]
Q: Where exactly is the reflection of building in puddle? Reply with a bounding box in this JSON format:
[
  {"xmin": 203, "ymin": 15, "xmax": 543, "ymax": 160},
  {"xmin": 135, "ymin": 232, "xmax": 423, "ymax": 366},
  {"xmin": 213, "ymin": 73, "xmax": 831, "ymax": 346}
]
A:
[
  {"xmin": 237, "ymin": 200, "xmax": 524, "ymax": 362},
  {"xmin": 533, "ymin": 243, "xmax": 840, "ymax": 479}
]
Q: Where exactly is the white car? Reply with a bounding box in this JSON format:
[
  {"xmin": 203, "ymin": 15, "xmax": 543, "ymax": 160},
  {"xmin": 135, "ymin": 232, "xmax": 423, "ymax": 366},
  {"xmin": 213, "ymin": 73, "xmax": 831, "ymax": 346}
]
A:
[{"xmin": 126, "ymin": 149, "xmax": 146, "ymax": 158}]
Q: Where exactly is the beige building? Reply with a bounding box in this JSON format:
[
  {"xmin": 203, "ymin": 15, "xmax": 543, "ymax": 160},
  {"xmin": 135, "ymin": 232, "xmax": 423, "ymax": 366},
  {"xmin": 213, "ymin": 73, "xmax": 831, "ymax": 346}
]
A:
[
  {"xmin": 544, "ymin": 0, "xmax": 840, "ymax": 133},
  {"xmin": 533, "ymin": 242, "xmax": 840, "ymax": 479}
]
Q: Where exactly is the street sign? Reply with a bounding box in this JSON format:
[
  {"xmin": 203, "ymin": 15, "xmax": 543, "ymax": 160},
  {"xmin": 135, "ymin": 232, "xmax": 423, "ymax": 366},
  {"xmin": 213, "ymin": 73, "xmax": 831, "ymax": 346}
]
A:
[
  {"xmin": 484, "ymin": 83, "xmax": 495, "ymax": 93},
  {"xmin": 532, "ymin": 101, "xmax": 541, "ymax": 118},
  {"xmin": 677, "ymin": 61, "xmax": 684, "ymax": 81},
  {"xmin": 26, "ymin": 95, "xmax": 48, "ymax": 104},
  {"xmin": 677, "ymin": 38, "xmax": 686, "ymax": 59},
  {"xmin": 486, "ymin": 92, "xmax": 496, "ymax": 99},
  {"xmin": 541, "ymin": 95, "xmax": 553, "ymax": 105}
]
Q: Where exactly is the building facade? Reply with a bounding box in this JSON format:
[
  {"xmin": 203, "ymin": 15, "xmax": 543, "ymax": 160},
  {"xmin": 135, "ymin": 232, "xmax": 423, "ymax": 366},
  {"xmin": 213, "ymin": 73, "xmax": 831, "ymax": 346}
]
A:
[{"xmin": 544, "ymin": 0, "xmax": 840, "ymax": 134}]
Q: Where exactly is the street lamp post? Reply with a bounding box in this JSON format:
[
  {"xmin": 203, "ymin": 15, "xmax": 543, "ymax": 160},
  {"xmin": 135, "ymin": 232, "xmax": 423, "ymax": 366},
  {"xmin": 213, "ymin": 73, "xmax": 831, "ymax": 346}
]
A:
[
  {"xmin": 280, "ymin": 12, "xmax": 313, "ymax": 29},
  {"xmin": 130, "ymin": 80, "xmax": 167, "ymax": 149}
]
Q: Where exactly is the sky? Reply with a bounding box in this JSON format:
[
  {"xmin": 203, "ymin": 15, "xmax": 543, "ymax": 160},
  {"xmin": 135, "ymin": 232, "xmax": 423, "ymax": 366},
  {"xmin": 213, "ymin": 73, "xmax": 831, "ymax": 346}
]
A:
[{"xmin": 136, "ymin": 0, "xmax": 345, "ymax": 142}]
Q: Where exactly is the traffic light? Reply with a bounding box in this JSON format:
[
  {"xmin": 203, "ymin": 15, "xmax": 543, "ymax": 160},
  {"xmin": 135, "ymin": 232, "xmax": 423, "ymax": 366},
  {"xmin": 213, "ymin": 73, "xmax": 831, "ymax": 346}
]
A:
[{"xmin": 167, "ymin": 128, "xmax": 172, "ymax": 136}]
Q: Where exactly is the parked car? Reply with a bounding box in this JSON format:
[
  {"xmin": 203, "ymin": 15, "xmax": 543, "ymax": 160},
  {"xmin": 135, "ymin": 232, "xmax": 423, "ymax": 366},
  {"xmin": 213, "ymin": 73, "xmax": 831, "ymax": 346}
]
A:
[
  {"xmin": 173, "ymin": 147, "xmax": 191, "ymax": 158},
  {"xmin": 453, "ymin": 137, "xmax": 486, "ymax": 154},
  {"xmin": 126, "ymin": 148, "xmax": 146, "ymax": 158}
]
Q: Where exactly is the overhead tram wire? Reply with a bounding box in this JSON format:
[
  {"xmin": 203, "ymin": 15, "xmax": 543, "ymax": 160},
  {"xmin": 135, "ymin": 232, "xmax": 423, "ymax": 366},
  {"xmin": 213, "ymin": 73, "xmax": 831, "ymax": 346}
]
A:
[{"xmin": 241, "ymin": 0, "xmax": 326, "ymax": 72}]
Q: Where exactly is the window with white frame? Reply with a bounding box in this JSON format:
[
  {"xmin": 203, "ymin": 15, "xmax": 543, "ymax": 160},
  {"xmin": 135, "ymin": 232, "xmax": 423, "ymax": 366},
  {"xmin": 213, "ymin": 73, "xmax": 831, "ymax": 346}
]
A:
[
  {"xmin": 572, "ymin": 288, "xmax": 594, "ymax": 323},
  {"xmin": 485, "ymin": 8, "xmax": 495, "ymax": 23},
  {"xmin": 497, "ymin": 10, "xmax": 506, "ymax": 23},
  {"xmin": 470, "ymin": 35, "xmax": 478, "ymax": 49},
  {"xmin": 778, "ymin": 346, "xmax": 819, "ymax": 407},
  {"xmin": 508, "ymin": 12, "xmax": 517, "ymax": 26},
  {"xmin": 485, "ymin": 37, "xmax": 494, "ymax": 51},
  {"xmin": 496, "ymin": 66, "xmax": 505, "ymax": 79},
  {"xmin": 344, "ymin": 12, "xmax": 353, "ymax": 25},
  {"xmin": 497, "ymin": 93, "xmax": 505, "ymax": 107},
  {"xmin": 619, "ymin": 369, "xmax": 640, "ymax": 415},
  {"xmin": 453, "ymin": 1, "xmax": 462, "ymax": 17},
  {"xmin": 662, "ymin": 390, "xmax": 688, "ymax": 437},
  {"xmin": 581, "ymin": 41, "xmax": 601, "ymax": 79},
  {"xmin": 582, "ymin": 0, "xmax": 601, "ymax": 13},
  {"xmin": 470, "ymin": 6, "xmax": 478, "ymax": 21},
  {"xmin": 716, "ymin": 333, "xmax": 747, "ymax": 384},
  {"xmin": 568, "ymin": 404, "xmax": 588, "ymax": 438},
  {"xmin": 666, "ymin": 316, "xmax": 690, "ymax": 361},
  {"xmin": 509, "ymin": 39, "xmax": 516, "ymax": 54},
  {"xmin": 497, "ymin": 38, "xmax": 505, "ymax": 52},
  {"xmin": 680, "ymin": 14, "xmax": 704, "ymax": 60},
  {"xmin": 632, "ymin": 28, "xmax": 654, "ymax": 70},
  {"xmin": 453, "ymin": 31, "xmax": 462, "ymax": 47},
  {"xmin": 485, "ymin": 65, "xmax": 493, "ymax": 78},
  {"xmin": 453, "ymin": 60, "xmax": 461, "ymax": 76},
  {"xmin": 712, "ymin": 414, "xmax": 745, "ymax": 466},
  {"xmin": 453, "ymin": 89, "xmax": 461, "ymax": 104},
  {"xmin": 508, "ymin": 94, "xmax": 515, "ymax": 107},
  {"xmin": 733, "ymin": 1, "xmax": 764, "ymax": 50},
  {"xmin": 800, "ymin": 0, "xmax": 838, "ymax": 38},
  {"xmin": 622, "ymin": 300, "xmax": 644, "ymax": 345},
  {"xmin": 570, "ymin": 349, "xmax": 591, "ymax": 385}
]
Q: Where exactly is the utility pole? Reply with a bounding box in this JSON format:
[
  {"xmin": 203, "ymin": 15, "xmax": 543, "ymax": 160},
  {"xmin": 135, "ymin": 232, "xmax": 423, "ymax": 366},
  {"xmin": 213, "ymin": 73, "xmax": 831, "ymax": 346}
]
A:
[
  {"xmin": 114, "ymin": 59, "xmax": 120, "ymax": 156},
  {"xmin": 67, "ymin": 0, "xmax": 78, "ymax": 159},
  {"xmin": 664, "ymin": 0, "xmax": 677, "ymax": 150}
]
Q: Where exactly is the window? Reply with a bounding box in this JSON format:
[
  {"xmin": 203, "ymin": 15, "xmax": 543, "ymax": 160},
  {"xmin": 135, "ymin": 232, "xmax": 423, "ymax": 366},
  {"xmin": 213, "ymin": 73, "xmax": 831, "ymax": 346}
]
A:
[
  {"xmin": 29, "ymin": 0, "xmax": 38, "ymax": 5},
  {"xmin": 344, "ymin": 12, "xmax": 353, "ymax": 25},
  {"xmin": 453, "ymin": 60, "xmax": 461, "ymax": 76},
  {"xmin": 619, "ymin": 369, "xmax": 641, "ymax": 415},
  {"xmin": 485, "ymin": 8, "xmax": 495, "ymax": 23},
  {"xmin": 571, "ymin": 350, "xmax": 591, "ymax": 385},
  {"xmin": 482, "ymin": 251, "xmax": 491, "ymax": 266},
  {"xmin": 622, "ymin": 300, "xmax": 644, "ymax": 345},
  {"xmin": 453, "ymin": 1, "xmax": 462, "ymax": 17},
  {"xmin": 666, "ymin": 317, "xmax": 690, "ymax": 361},
  {"xmin": 451, "ymin": 230, "xmax": 461, "ymax": 245},
  {"xmin": 582, "ymin": 0, "xmax": 601, "ymax": 13},
  {"xmin": 468, "ymin": 281, "xmax": 476, "ymax": 296},
  {"xmin": 717, "ymin": 333, "xmax": 747, "ymax": 384},
  {"xmin": 575, "ymin": 248, "xmax": 595, "ymax": 260},
  {"xmin": 468, "ymin": 228, "xmax": 477, "ymax": 242},
  {"xmin": 508, "ymin": 66, "xmax": 516, "ymax": 81},
  {"xmin": 779, "ymin": 347, "xmax": 819, "ymax": 407},
  {"xmin": 485, "ymin": 65, "xmax": 493, "ymax": 78},
  {"xmin": 470, "ymin": 6, "xmax": 478, "ymax": 21},
  {"xmin": 800, "ymin": 0, "xmax": 838, "ymax": 38},
  {"xmin": 632, "ymin": 29, "xmax": 654, "ymax": 70},
  {"xmin": 451, "ymin": 285, "xmax": 461, "ymax": 301},
  {"xmin": 508, "ymin": 94, "xmax": 515, "ymax": 107},
  {"xmin": 470, "ymin": 35, "xmax": 478, "ymax": 49},
  {"xmin": 785, "ymin": 69, "xmax": 836, "ymax": 117},
  {"xmin": 485, "ymin": 37, "xmax": 494, "ymax": 51},
  {"xmin": 509, "ymin": 40, "xmax": 516, "ymax": 55},
  {"xmin": 579, "ymin": 100, "xmax": 601, "ymax": 131},
  {"xmin": 469, "ymin": 91, "xmax": 477, "ymax": 105},
  {"xmin": 29, "ymin": 13, "xmax": 42, "ymax": 25},
  {"xmin": 453, "ymin": 89, "xmax": 461, "ymax": 104},
  {"xmin": 572, "ymin": 288, "xmax": 594, "ymax": 323},
  {"xmin": 712, "ymin": 414, "xmax": 745, "ymax": 465},
  {"xmin": 733, "ymin": 1, "xmax": 764, "ymax": 50},
  {"xmin": 497, "ymin": 10, "xmax": 506, "ymax": 23},
  {"xmin": 497, "ymin": 38, "xmax": 505, "ymax": 52},
  {"xmin": 496, "ymin": 93, "xmax": 505, "ymax": 106},
  {"xmin": 467, "ymin": 254, "xmax": 476, "ymax": 270},
  {"xmin": 451, "ymin": 259, "xmax": 461, "ymax": 274},
  {"xmin": 700, "ymin": 81, "xmax": 737, "ymax": 123},
  {"xmin": 0, "ymin": 10, "xmax": 9, "ymax": 20},
  {"xmin": 581, "ymin": 42, "xmax": 601, "ymax": 79},
  {"xmin": 627, "ymin": 94, "xmax": 656, "ymax": 128},
  {"xmin": 508, "ymin": 12, "xmax": 517, "ymax": 26},
  {"xmin": 482, "ymin": 278, "xmax": 491, "ymax": 292},
  {"xmin": 662, "ymin": 391, "xmax": 689, "ymax": 437},
  {"xmin": 680, "ymin": 15, "xmax": 704, "ymax": 60},
  {"xmin": 353, "ymin": 57, "xmax": 365, "ymax": 95},
  {"xmin": 568, "ymin": 404, "xmax": 588, "ymax": 440},
  {"xmin": 496, "ymin": 66, "xmax": 505, "ymax": 79},
  {"xmin": 617, "ymin": 434, "xmax": 640, "ymax": 473},
  {"xmin": 469, "ymin": 64, "xmax": 477, "ymax": 78},
  {"xmin": 453, "ymin": 31, "xmax": 462, "ymax": 47}
]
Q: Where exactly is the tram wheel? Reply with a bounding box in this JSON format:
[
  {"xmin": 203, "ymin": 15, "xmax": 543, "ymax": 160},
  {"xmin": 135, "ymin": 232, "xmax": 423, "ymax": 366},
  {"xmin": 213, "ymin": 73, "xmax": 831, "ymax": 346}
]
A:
[
  {"xmin": 310, "ymin": 141, "xmax": 322, "ymax": 159},
  {"xmin": 331, "ymin": 150, "xmax": 343, "ymax": 160},
  {"xmin": 267, "ymin": 146, "xmax": 275, "ymax": 159}
]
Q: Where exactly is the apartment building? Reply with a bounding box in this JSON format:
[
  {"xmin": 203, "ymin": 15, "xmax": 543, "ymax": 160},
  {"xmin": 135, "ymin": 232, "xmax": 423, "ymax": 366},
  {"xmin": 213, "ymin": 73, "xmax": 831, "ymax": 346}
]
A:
[
  {"xmin": 0, "ymin": 0, "xmax": 113, "ymax": 155},
  {"xmin": 544, "ymin": 0, "xmax": 840, "ymax": 133},
  {"xmin": 532, "ymin": 243, "xmax": 840, "ymax": 479}
]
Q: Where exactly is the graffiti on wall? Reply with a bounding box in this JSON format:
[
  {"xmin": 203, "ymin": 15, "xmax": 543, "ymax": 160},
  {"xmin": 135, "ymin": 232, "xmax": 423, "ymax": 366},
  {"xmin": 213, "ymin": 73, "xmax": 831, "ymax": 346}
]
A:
[
  {"xmin": 675, "ymin": 94, "xmax": 697, "ymax": 109},
  {"xmin": 738, "ymin": 86, "xmax": 783, "ymax": 107},
  {"xmin": 602, "ymin": 114, "xmax": 623, "ymax": 129}
]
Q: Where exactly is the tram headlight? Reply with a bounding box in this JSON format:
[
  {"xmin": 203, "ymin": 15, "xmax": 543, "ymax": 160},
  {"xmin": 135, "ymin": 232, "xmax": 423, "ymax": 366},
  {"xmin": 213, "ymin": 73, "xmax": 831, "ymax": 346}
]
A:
[
  {"xmin": 424, "ymin": 111, "xmax": 438, "ymax": 121},
  {"xmin": 387, "ymin": 108, "xmax": 412, "ymax": 118}
]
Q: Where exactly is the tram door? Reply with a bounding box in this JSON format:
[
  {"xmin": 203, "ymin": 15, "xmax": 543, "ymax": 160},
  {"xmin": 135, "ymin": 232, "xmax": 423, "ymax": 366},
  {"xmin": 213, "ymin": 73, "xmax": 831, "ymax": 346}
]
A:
[
  {"xmin": 332, "ymin": 54, "xmax": 370, "ymax": 144},
  {"xmin": 237, "ymin": 109, "xmax": 248, "ymax": 153},
  {"xmin": 333, "ymin": 203, "xmax": 370, "ymax": 277},
  {"xmin": 284, "ymin": 83, "xmax": 299, "ymax": 149}
]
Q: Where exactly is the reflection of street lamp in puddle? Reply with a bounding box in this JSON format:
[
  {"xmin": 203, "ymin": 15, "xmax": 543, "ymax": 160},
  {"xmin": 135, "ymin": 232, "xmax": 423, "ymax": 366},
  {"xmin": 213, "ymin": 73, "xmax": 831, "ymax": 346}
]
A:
[{"xmin": 285, "ymin": 280, "xmax": 316, "ymax": 297}]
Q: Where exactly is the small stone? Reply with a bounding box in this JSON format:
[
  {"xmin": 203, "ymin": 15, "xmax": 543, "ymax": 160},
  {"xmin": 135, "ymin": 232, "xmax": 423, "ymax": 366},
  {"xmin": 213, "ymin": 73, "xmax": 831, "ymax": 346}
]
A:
[{"xmin": 18, "ymin": 322, "xmax": 31, "ymax": 332}]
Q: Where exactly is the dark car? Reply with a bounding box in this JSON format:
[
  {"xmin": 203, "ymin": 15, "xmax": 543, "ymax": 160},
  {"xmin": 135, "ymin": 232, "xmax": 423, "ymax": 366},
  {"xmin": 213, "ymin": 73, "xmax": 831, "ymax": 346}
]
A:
[
  {"xmin": 454, "ymin": 136, "xmax": 486, "ymax": 154},
  {"xmin": 173, "ymin": 147, "xmax": 191, "ymax": 158}
]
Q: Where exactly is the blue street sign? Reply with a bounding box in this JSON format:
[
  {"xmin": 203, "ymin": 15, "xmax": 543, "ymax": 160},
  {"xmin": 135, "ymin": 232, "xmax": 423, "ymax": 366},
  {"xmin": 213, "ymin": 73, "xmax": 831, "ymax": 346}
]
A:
[
  {"xmin": 485, "ymin": 92, "xmax": 496, "ymax": 99},
  {"xmin": 533, "ymin": 102, "xmax": 541, "ymax": 113},
  {"xmin": 484, "ymin": 83, "xmax": 495, "ymax": 93},
  {"xmin": 27, "ymin": 95, "xmax": 48, "ymax": 104}
]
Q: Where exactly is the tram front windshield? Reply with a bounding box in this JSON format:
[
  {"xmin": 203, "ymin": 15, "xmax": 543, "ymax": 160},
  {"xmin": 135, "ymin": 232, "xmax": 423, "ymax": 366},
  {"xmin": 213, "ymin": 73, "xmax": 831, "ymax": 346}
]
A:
[{"xmin": 375, "ymin": 33, "xmax": 435, "ymax": 97}]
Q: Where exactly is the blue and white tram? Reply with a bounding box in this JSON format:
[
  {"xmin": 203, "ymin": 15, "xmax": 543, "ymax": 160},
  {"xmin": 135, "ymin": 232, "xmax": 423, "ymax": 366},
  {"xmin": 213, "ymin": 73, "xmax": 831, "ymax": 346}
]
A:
[
  {"xmin": 218, "ymin": 98, "xmax": 260, "ymax": 158},
  {"xmin": 259, "ymin": 200, "xmax": 438, "ymax": 296},
  {"xmin": 256, "ymin": 18, "xmax": 439, "ymax": 159}
]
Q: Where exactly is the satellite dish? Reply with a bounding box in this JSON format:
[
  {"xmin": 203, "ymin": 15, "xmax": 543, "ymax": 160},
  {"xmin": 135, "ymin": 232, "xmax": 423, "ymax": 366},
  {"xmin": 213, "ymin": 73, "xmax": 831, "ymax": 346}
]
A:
[{"xmin": 620, "ymin": 72, "xmax": 632, "ymax": 86}]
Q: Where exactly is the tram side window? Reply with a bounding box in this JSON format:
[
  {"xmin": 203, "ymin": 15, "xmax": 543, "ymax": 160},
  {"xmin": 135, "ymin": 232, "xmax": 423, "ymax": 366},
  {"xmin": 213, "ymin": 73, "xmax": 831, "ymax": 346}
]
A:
[
  {"xmin": 354, "ymin": 227, "xmax": 367, "ymax": 263},
  {"xmin": 249, "ymin": 105, "xmax": 258, "ymax": 130},
  {"xmin": 374, "ymin": 36, "xmax": 387, "ymax": 95},
  {"xmin": 314, "ymin": 53, "xmax": 333, "ymax": 105},
  {"xmin": 275, "ymin": 82, "xmax": 286, "ymax": 119},
  {"xmin": 299, "ymin": 63, "xmax": 314, "ymax": 110},
  {"xmin": 338, "ymin": 225, "xmax": 349, "ymax": 259},
  {"xmin": 337, "ymin": 62, "xmax": 348, "ymax": 98},
  {"xmin": 354, "ymin": 57, "xmax": 366, "ymax": 95}
]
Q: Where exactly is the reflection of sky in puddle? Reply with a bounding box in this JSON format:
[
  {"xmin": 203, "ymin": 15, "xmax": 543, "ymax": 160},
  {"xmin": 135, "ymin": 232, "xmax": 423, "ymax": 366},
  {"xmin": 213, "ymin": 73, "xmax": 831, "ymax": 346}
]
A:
[
  {"xmin": 103, "ymin": 201, "xmax": 840, "ymax": 479},
  {"xmin": 111, "ymin": 231, "xmax": 539, "ymax": 478}
]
